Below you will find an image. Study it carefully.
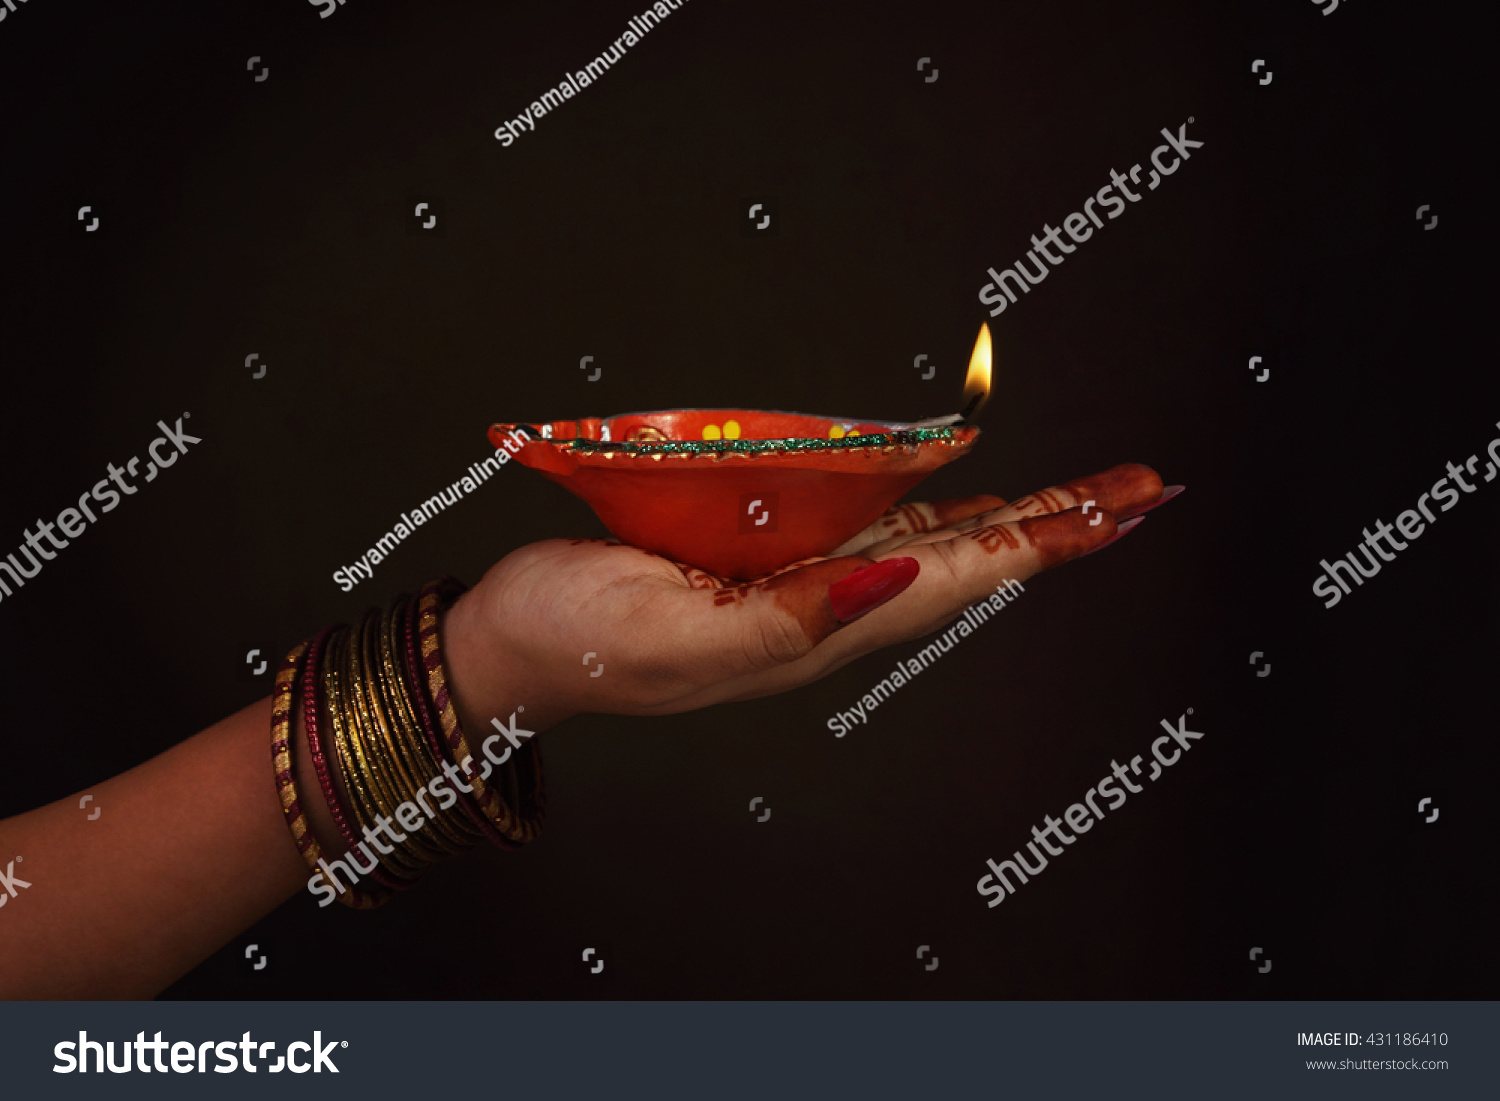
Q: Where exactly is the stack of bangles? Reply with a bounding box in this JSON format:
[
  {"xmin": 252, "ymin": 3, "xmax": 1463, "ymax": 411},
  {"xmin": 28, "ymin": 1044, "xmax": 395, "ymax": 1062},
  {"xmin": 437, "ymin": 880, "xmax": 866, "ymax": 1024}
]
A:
[{"xmin": 270, "ymin": 577, "xmax": 545, "ymax": 909}]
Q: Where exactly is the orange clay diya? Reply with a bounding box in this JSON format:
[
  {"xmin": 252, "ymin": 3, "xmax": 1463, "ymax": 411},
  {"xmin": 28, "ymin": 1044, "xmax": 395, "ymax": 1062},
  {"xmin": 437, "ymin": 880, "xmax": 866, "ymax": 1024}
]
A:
[
  {"xmin": 488, "ymin": 325, "xmax": 994, "ymax": 580},
  {"xmin": 488, "ymin": 411, "xmax": 979, "ymax": 579}
]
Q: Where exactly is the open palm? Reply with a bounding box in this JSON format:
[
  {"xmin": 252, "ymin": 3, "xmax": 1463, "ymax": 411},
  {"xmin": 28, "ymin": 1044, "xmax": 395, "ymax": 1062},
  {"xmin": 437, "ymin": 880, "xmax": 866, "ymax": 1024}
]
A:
[{"xmin": 441, "ymin": 463, "xmax": 1177, "ymax": 730}]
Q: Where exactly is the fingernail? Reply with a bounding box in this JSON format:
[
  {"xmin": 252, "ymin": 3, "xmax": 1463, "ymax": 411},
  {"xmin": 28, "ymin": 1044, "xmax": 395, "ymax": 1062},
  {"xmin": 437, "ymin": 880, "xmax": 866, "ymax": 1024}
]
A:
[
  {"xmin": 829, "ymin": 557, "xmax": 920, "ymax": 624},
  {"xmin": 1081, "ymin": 515, "xmax": 1144, "ymax": 557},
  {"xmin": 1119, "ymin": 484, "xmax": 1184, "ymax": 520}
]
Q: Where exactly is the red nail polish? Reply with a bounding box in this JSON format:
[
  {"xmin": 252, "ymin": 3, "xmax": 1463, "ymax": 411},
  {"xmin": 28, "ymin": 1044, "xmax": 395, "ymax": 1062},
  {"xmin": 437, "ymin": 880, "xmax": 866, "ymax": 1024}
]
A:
[
  {"xmin": 829, "ymin": 557, "xmax": 920, "ymax": 623},
  {"xmin": 1119, "ymin": 484, "xmax": 1184, "ymax": 521},
  {"xmin": 1081, "ymin": 515, "xmax": 1144, "ymax": 557}
]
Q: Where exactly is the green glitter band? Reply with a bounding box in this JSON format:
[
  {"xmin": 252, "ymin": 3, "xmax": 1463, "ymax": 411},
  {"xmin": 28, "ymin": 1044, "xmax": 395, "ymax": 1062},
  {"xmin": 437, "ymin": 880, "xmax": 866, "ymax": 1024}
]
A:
[{"xmin": 559, "ymin": 426, "xmax": 961, "ymax": 456}]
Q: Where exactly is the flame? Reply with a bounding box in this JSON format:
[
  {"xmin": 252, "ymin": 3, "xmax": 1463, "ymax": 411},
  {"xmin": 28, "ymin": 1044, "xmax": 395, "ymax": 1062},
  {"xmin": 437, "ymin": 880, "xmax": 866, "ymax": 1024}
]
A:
[{"xmin": 962, "ymin": 322, "xmax": 992, "ymax": 418}]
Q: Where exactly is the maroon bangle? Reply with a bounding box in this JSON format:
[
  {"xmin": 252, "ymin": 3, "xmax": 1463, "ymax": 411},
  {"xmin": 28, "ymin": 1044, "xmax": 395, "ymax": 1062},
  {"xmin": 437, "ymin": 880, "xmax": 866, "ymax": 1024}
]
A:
[
  {"xmin": 302, "ymin": 626, "xmax": 353, "ymax": 843},
  {"xmin": 400, "ymin": 587, "xmax": 519, "ymax": 850},
  {"xmin": 416, "ymin": 576, "xmax": 545, "ymax": 845}
]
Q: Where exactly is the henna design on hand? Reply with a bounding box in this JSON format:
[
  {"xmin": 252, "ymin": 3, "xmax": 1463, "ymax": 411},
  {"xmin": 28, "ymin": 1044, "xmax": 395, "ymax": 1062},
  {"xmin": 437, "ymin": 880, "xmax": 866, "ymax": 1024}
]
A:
[{"xmin": 967, "ymin": 525, "xmax": 1023, "ymax": 554}]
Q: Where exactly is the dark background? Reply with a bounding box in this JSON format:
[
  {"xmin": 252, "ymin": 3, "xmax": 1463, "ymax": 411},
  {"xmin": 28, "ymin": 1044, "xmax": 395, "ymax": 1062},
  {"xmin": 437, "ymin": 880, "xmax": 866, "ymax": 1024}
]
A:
[{"xmin": 0, "ymin": 0, "xmax": 1492, "ymax": 999}]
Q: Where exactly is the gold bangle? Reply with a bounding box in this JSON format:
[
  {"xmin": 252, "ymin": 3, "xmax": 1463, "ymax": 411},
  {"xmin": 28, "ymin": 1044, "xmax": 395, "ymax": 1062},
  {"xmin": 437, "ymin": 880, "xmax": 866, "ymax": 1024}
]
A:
[
  {"xmin": 374, "ymin": 598, "xmax": 478, "ymax": 853},
  {"xmin": 272, "ymin": 634, "xmax": 389, "ymax": 909},
  {"xmin": 353, "ymin": 607, "xmax": 455, "ymax": 866},
  {"xmin": 326, "ymin": 627, "xmax": 407, "ymax": 872},
  {"xmin": 342, "ymin": 616, "xmax": 435, "ymax": 874}
]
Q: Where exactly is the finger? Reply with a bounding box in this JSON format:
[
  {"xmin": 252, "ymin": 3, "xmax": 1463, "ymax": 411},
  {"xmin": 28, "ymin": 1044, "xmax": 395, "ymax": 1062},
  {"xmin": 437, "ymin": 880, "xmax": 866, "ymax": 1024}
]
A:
[
  {"xmin": 829, "ymin": 494, "xmax": 1008, "ymax": 556},
  {"xmin": 819, "ymin": 509, "xmax": 1127, "ymax": 659},
  {"xmin": 892, "ymin": 463, "xmax": 1166, "ymax": 549},
  {"xmin": 889, "ymin": 507, "xmax": 1123, "ymax": 629},
  {"xmin": 1117, "ymin": 483, "xmax": 1183, "ymax": 520},
  {"xmin": 694, "ymin": 507, "xmax": 1134, "ymax": 706},
  {"xmin": 988, "ymin": 462, "xmax": 1162, "ymax": 521},
  {"xmin": 663, "ymin": 556, "xmax": 922, "ymax": 682}
]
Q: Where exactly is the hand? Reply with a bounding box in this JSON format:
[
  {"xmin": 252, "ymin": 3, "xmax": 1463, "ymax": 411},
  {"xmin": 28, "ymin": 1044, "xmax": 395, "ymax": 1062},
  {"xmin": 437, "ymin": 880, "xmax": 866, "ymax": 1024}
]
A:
[
  {"xmin": 0, "ymin": 461, "xmax": 1178, "ymax": 999},
  {"xmin": 441, "ymin": 463, "xmax": 1179, "ymax": 733}
]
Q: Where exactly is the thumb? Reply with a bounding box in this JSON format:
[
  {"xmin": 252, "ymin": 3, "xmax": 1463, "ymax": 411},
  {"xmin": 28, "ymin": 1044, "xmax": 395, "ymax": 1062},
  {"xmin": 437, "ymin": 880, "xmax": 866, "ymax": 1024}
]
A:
[{"xmin": 733, "ymin": 556, "xmax": 921, "ymax": 667}]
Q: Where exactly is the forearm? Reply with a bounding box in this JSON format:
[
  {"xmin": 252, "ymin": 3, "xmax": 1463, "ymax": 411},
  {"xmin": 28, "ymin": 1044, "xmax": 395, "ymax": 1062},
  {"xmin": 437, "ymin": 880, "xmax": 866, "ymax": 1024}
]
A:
[
  {"xmin": 0, "ymin": 590, "xmax": 547, "ymax": 999},
  {"xmin": 0, "ymin": 695, "xmax": 310, "ymax": 999}
]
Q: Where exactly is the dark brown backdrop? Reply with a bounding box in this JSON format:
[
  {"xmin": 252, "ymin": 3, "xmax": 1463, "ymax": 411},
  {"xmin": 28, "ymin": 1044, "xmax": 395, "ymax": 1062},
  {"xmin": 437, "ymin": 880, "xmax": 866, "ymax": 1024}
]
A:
[{"xmin": 0, "ymin": 0, "xmax": 1492, "ymax": 998}]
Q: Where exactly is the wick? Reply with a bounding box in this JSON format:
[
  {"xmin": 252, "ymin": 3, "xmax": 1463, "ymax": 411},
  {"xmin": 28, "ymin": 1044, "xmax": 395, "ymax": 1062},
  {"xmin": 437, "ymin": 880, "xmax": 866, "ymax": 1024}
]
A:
[{"xmin": 906, "ymin": 413, "xmax": 963, "ymax": 429}]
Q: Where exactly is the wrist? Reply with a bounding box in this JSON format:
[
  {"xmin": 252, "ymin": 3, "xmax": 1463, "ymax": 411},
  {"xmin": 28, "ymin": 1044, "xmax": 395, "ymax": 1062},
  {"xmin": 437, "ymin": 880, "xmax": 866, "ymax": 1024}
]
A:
[
  {"xmin": 441, "ymin": 586, "xmax": 572, "ymax": 740},
  {"xmin": 273, "ymin": 585, "xmax": 554, "ymax": 912}
]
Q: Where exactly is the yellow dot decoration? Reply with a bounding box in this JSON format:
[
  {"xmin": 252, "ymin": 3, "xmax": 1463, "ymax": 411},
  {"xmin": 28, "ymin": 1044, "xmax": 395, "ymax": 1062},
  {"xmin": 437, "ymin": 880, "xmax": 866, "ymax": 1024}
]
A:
[
  {"xmin": 702, "ymin": 424, "xmax": 722, "ymax": 440},
  {"xmin": 723, "ymin": 420, "xmax": 741, "ymax": 439},
  {"xmin": 829, "ymin": 425, "xmax": 846, "ymax": 439}
]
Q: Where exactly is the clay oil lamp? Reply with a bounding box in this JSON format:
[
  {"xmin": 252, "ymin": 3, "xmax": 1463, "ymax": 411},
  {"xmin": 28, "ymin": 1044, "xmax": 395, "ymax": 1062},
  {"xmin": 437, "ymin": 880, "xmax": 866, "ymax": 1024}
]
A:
[{"xmin": 488, "ymin": 324, "xmax": 995, "ymax": 580}]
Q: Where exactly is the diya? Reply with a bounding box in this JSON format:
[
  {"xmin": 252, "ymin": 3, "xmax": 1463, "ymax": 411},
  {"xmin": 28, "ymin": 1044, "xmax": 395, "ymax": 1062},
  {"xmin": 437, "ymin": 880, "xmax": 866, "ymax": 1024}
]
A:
[{"xmin": 488, "ymin": 325, "xmax": 994, "ymax": 580}]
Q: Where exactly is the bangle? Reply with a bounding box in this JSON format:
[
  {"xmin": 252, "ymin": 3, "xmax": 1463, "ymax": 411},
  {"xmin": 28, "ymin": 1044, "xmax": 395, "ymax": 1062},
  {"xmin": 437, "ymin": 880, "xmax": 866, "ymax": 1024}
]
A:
[
  {"xmin": 271, "ymin": 641, "xmax": 317, "ymax": 864},
  {"xmin": 302, "ymin": 626, "xmax": 359, "ymax": 852},
  {"xmin": 302, "ymin": 623, "xmax": 412, "ymax": 898},
  {"xmin": 375, "ymin": 596, "xmax": 480, "ymax": 855},
  {"xmin": 272, "ymin": 637, "xmax": 391, "ymax": 909},
  {"xmin": 325, "ymin": 625, "xmax": 426, "ymax": 884},
  {"xmin": 417, "ymin": 578, "xmax": 546, "ymax": 844},
  {"xmin": 272, "ymin": 578, "xmax": 547, "ymax": 912},
  {"xmin": 401, "ymin": 590, "xmax": 519, "ymax": 850},
  {"xmin": 333, "ymin": 622, "xmax": 430, "ymax": 878},
  {"xmin": 352, "ymin": 609, "xmax": 449, "ymax": 867},
  {"xmin": 355, "ymin": 605, "xmax": 467, "ymax": 866}
]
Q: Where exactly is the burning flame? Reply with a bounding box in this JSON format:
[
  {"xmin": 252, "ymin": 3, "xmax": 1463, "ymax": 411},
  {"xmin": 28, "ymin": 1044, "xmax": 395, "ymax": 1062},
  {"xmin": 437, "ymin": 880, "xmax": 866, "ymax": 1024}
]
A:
[{"xmin": 962, "ymin": 322, "xmax": 992, "ymax": 420}]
